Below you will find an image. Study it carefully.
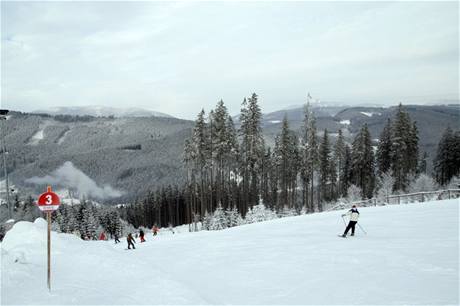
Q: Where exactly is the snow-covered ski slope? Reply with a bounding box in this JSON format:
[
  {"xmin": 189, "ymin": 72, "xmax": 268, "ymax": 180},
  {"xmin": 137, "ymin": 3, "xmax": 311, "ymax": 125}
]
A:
[{"xmin": 1, "ymin": 199, "xmax": 458, "ymax": 305}]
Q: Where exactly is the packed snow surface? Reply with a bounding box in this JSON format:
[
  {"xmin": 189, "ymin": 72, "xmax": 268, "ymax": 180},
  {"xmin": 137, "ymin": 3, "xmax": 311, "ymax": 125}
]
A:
[{"xmin": 1, "ymin": 200, "xmax": 458, "ymax": 305}]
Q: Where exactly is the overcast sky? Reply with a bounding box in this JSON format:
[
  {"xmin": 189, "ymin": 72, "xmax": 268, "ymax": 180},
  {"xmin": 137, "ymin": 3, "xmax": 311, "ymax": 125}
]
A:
[{"xmin": 1, "ymin": 1, "xmax": 458, "ymax": 119}]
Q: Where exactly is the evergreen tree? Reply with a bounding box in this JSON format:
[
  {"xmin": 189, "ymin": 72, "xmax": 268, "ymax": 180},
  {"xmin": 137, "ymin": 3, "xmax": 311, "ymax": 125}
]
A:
[
  {"xmin": 299, "ymin": 102, "xmax": 319, "ymax": 212},
  {"xmin": 210, "ymin": 203, "xmax": 227, "ymax": 230},
  {"xmin": 377, "ymin": 118, "xmax": 392, "ymax": 174},
  {"xmin": 239, "ymin": 93, "xmax": 265, "ymax": 212},
  {"xmin": 225, "ymin": 206, "xmax": 243, "ymax": 228},
  {"xmin": 340, "ymin": 144, "xmax": 352, "ymax": 197},
  {"xmin": 375, "ymin": 171, "xmax": 395, "ymax": 204},
  {"xmin": 391, "ymin": 104, "xmax": 417, "ymax": 191},
  {"xmin": 351, "ymin": 124, "xmax": 375, "ymax": 199},
  {"xmin": 191, "ymin": 109, "xmax": 210, "ymax": 219},
  {"xmin": 334, "ymin": 129, "xmax": 346, "ymax": 198},
  {"xmin": 434, "ymin": 127, "xmax": 460, "ymax": 185},
  {"xmin": 273, "ymin": 116, "xmax": 299, "ymax": 210},
  {"xmin": 418, "ymin": 151, "xmax": 428, "ymax": 174},
  {"xmin": 319, "ymin": 129, "xmax": 332, "ymax": 204}
]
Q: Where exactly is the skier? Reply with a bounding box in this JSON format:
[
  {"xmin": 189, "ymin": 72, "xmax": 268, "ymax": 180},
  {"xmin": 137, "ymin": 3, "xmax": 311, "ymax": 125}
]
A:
[
  {"xmin": 341, "ymin": 204, "xmax": 360, "ymax": 237},
  {"xmin": 152, "ymin": 225, "xmax": 159, "ymax": 236},
  {"xmin": 99, "ymin": 231, "xmax": 106, "ymax": 241},
  {"xmin": 127, "ymin": 233, "xmax": 136, "ymax": 249},
  {"xmin": 139, "ymin": 229, "xmax": 146, "ymax": 242},
  {"xmin": 114, "ymin": 234, "xmax": 121, "ymax": 244}
]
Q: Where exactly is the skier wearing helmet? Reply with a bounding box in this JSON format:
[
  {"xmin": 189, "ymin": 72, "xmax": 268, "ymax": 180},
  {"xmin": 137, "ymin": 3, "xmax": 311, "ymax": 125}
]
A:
[{"xmin": 341, "ymin": 204, "xmax": 359, "ymax": 237}]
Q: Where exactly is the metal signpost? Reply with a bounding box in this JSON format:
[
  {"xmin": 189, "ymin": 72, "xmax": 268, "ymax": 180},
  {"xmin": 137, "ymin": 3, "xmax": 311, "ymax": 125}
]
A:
[{"xmin": 37, "ymin": 186, "xmax": 60, "ymax": 291}]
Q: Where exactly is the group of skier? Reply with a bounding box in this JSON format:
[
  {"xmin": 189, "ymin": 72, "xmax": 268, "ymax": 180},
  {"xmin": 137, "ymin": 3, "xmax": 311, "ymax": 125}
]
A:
[
  {"xmin": 125, "ymin": 225, "xmax": 160, "ymax": 249},
  {"xmin": 122, "ymin": 205, "xmax": 360, "ymax": 250}
]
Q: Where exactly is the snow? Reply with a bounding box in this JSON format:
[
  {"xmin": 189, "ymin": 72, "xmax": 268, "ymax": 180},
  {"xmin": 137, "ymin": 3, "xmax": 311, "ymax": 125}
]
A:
[
  {"xmin": 340, "ymin": 119, "xmax": 351, "ymax": 125},
  {"xmin": 270, "ymin": 120, "xmax": 281, "ymax": 124},
  {"xmin": 57, "ymin": 129, "xmax": 71, "ymax": 145},
  {"xmin": 1, "ymin": 199, "xmax": 458, "ymax": 305},
  {"xmin": 360, "ymin": 111, "xmax": 382, "ymax": 117},
  {"xmin": 29, "ymin": 129, "xmax": 44, "ymax": 145},
  {"xmin": 29, "ymin": 120, "xmax": 52, "ymax": 145}
]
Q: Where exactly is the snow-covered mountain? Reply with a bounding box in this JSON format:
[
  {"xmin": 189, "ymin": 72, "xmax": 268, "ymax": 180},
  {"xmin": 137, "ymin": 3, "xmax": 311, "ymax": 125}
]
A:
[
  {"xmin": 1, "ymin": 199, "xmax": 458, "ymax": 304},
  {"xmin": 32, "ymin": 106, "xmax": 174, "ymax": 118}
]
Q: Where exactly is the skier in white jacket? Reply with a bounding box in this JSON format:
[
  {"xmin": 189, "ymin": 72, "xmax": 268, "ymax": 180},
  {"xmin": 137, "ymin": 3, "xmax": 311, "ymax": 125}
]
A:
[{"xmin": 341, "ymin": 205, "xmax": 359, "ymax": 237}]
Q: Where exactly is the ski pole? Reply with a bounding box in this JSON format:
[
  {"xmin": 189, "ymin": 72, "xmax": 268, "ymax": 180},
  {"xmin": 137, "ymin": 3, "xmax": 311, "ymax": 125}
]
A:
[
  {"xmin": 357, "ymin": 223, "xmax": 367, "ymax": 235},
  {"xmin": 341, "ymin": 215, "xmax": 347, "ymax": 226}
]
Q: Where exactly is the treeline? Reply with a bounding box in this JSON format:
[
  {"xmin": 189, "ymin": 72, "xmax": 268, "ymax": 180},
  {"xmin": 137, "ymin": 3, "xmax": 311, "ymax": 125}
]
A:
[
  {"xmin": 122, "ymin": 95, "xmax": 460, "ymax": 230},
  {"xmin": 183, "ymin": 96, "xmax": 420, "ymax": 217}
]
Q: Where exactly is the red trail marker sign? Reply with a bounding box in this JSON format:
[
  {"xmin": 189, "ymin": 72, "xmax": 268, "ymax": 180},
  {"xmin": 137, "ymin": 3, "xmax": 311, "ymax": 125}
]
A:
[{"xmin": 37, "ymin": 186, "xmax": 60, "ymax": 291}]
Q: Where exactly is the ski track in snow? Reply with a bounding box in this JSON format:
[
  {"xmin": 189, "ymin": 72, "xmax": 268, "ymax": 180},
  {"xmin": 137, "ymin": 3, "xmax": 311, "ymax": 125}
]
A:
[
  {"xmin": 57, "ymin": 129, "xmax": 71, "ymax": 145},
  {"xmin": 1, "ymin": 199, "xmax": 459, "ymax": 305},
  {"xmin": 28, "ymin": 121, "xmax": 52, "ymax": 145}
]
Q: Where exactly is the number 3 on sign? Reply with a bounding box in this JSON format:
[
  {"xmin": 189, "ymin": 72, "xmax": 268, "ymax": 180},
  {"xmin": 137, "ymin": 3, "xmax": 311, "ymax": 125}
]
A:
[{"xmin": 46, "ymin": 194, "xmax": 53, "ymax": 205}]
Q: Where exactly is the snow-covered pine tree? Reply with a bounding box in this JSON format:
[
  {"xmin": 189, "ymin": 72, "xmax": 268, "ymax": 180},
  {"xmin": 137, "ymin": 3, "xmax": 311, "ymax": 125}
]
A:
[
  {"xmin": 239, "ymin": 93, "xmax": 265, "ymax": 213},
  {"xmin": 408, "ymin": 174, "xmax": 436, "ymax": 193},
  {"xmin": 225, "ymin": 206, "xmax": 243, "ymax": 228},
  {"xmin": 210, "ymin": 203, "xmax": 227, "ymax": 230},
  {"xmin": 346, "ymin": 184, "xmax": 362, "ymax": 203},
  {"xmin": 202, "ymin": 211, "xmax": 212, "ymax": 230},
  {"xmin": 244, "ymin": 202, "xmax": 276, "ymax": 224},
  {"xmin": 375, "ymin": 171, "xmax": 395, "ymax": 204}
]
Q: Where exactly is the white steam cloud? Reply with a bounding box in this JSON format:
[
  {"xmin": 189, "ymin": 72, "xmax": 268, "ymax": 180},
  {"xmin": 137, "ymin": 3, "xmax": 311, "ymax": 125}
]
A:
[{"xmin": 26, "ymin": 161, "xmax": 123, "ymax": 199}]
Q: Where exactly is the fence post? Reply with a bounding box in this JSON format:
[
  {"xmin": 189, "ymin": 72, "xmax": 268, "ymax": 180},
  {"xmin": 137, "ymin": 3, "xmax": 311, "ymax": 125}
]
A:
[
  {"xmin": 398, "ymin": 195, "xmax": 400, "ymax": 205},
  {"xmin": 421, "ymin": 193, "xmax": 424, "ymax": 203},
  {"xmin": 448, "ymin": 190, "xmax": 451, "ymax": 199}
]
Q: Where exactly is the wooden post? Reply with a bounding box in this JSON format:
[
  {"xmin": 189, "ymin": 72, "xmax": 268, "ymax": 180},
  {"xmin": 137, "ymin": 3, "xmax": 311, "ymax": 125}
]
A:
[
  {"xmin": 47, "ymin": 211, "xmax": 51, "ymax": 291},
  {"xmin": 398, "ymin": 195, "xmax": 401, "ymax": 205},
  {"xmin": 448, "ymin": 190, "xmax": 451, "ymax": 199}
]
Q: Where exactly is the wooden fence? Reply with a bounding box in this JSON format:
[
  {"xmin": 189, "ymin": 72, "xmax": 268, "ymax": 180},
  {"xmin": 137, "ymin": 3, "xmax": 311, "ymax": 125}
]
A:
[{"xmin": 328, "ymin": 189, "xmax": 460, "ymax": 211}]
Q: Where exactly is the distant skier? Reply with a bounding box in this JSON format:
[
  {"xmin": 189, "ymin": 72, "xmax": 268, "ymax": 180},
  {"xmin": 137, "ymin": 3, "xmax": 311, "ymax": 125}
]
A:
[
  {"xmin": 139, "ymin": 229, "xmax": 146, "ymax": 242},
  {"xmin": 152, "ymin": 225, "xmax": 159, "ymax": 236},
  {"xmin": 99, "ymin": 231, "xmax": 106, "ymax": 241},
  {"xmin": 341, "ymin": 204, "xmax": 359, "ymax": 237},
  {"xmin": 127, "ymin": 233, "xmax": 136, "ymax": 249},
  {"xmin": 114, "ymin": 233, "xmax": 121, "ymax": 244}
]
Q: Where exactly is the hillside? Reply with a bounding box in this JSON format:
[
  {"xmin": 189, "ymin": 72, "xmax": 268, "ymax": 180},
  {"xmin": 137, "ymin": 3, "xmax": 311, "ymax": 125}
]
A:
[
  {"xmin": 3, "ymin": 112, "xmax": 194, "ymax": 202},
  {"xmin": 32, "ymin": 106, "xmax": 174, "ymax": 118},
  {"xmin": 2, "ymin": 104, "xmax": 458, "ymax": 202},
  {"xmin": 1, "ymin": 199, "xmax": 458, "ymax": 305},
  {"xmin": 262, "ymin": 104, "xmax": 460, "ymax": 165}
]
